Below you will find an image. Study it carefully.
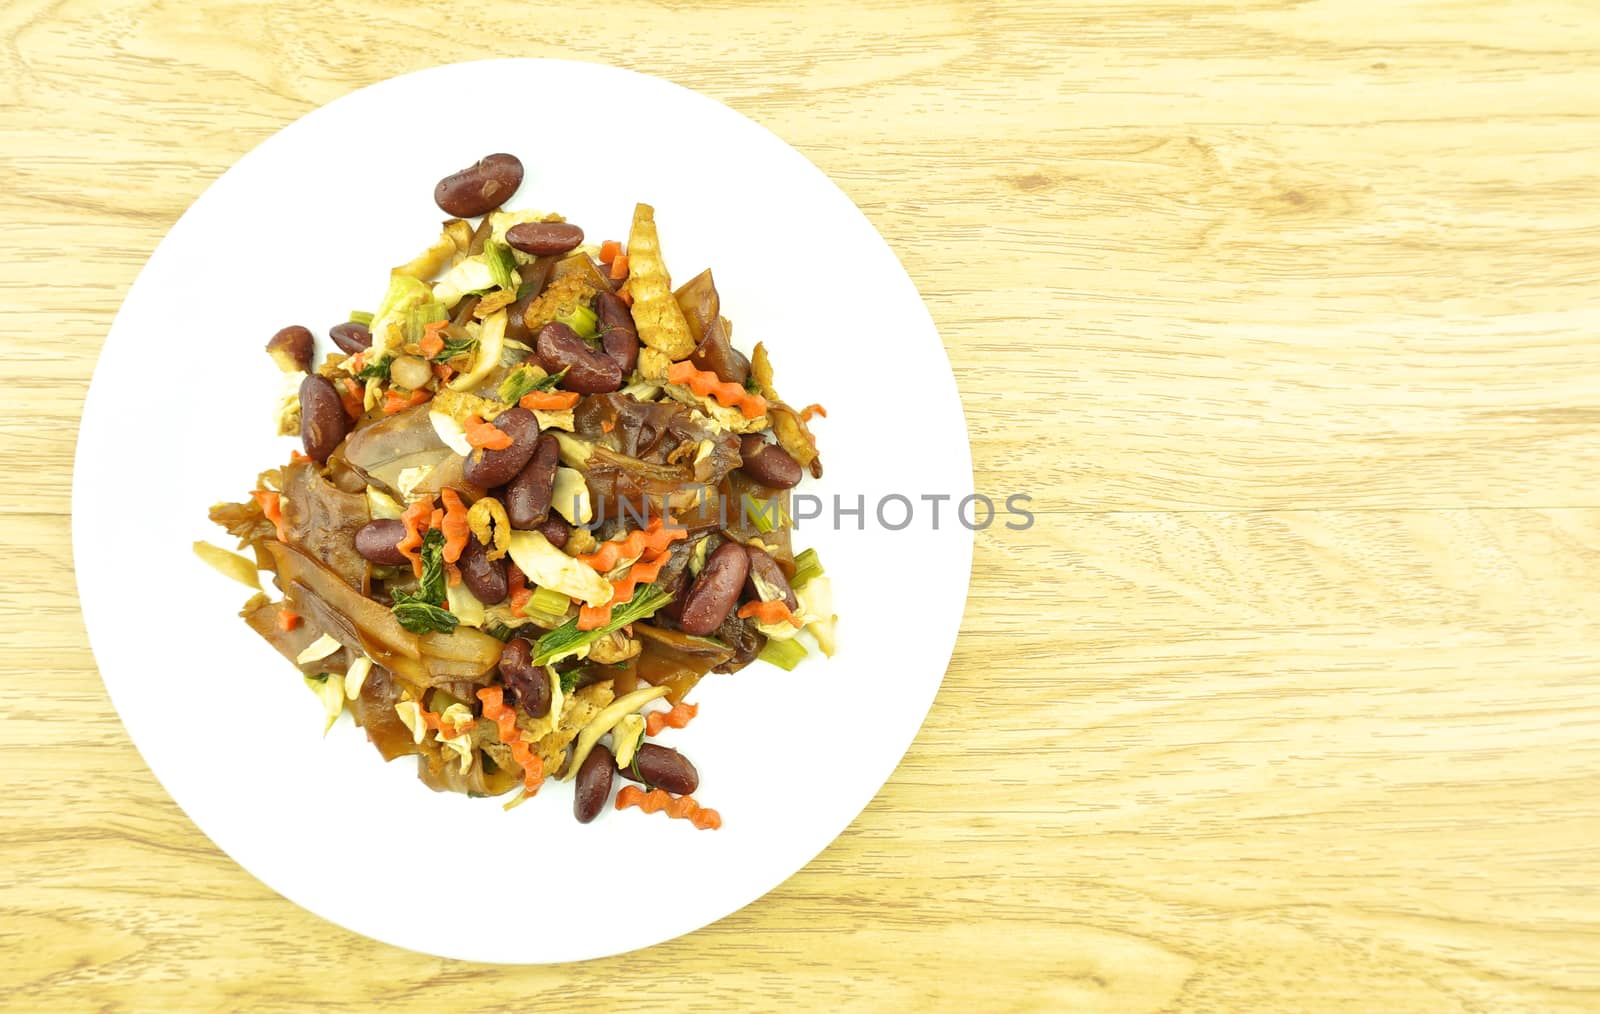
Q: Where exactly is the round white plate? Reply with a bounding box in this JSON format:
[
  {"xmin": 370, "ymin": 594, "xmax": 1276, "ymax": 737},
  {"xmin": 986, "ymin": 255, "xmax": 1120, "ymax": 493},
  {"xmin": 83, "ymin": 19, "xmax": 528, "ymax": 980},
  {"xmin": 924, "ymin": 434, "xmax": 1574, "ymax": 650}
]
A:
[{"xmin": 74, "ymin": 59, "xmax": 972, "ymax": 963}]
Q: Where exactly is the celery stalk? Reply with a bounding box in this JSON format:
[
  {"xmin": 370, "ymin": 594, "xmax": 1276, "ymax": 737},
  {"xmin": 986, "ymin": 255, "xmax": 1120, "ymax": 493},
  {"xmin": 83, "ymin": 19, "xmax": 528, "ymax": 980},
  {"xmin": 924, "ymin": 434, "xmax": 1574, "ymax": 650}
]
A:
[
  {"xmin": 757, "ymin": 637, "xmax": 808, "ymax": 671},
  {"xmin": 790, "ymin": 548, "xmax": 824, "ymax": 588},
  {"xmin": 349, "ymin": 310, "xmax": 374, "ymax": 325},
  {"xmin": 554, "ymin": 302, "xmax": 598, "ymax": 340},
  {"xmin": 529, "ymin": 585, "xmax": 571, "ymax": 618},
  {"xmin": 402, "ymin": 302, "xmax": 449, "ymax": 344}
]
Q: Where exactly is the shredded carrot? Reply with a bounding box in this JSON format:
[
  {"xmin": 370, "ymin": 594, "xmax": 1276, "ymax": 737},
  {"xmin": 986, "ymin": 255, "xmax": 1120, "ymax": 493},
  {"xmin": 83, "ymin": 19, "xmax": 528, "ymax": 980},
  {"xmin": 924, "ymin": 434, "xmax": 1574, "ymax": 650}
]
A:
[
  {"xmin": 277, "ymin": 607, "xmax": 301, "ymax": 632},
  {"xmin": 799, "ymin": 403, "xmax": 827, "ymax": 422},
  {"xmin": 615, "ymin": 785, "xmax": 721, "ymax": 830},
  {"xmin": 573, "ymin": 517, "xmax": 687, "ymax": 573},
  {"xmin": 599, "ymin": 240, "xmax": 622, "ymax": 265},
  {"xmin": 382, "ymin": 387, "xmax": 431, "ymax": 414},
  {"xmin": 617, "ymin": 288, "xmax": 634, "ymax": 308},
  {"xmin": 666, "ymin": 361, "xmax": 767, "ymax": 419},
  {"xmin": 289, "ymin": 450, "xmax": 310, "ymax": 464},
  {"xmin": 476, "ymin": 687, "xmax": 544, "ymax": 796},
  {"xmin": 338, "ymin": 377, "xmax": 365, "ymax": 420},
  {"xmin": 396, "ymin": 498, "xmax": 434, "ymax": 577},
  {"xmin": 738, "ymin": 599, "xmax": 800, "ymax": 626},
  {"xmin": 646, "ymin": 701, "xmax": 698, "ymax": 736},
  {"xmin": 438, "ymin": 489, "xmax": 471, "ymax": 570},
  {"xmin": 506, "ymin": 562, "xmax": 533, "ymax": 617},
  {"xmin": 577, "ymin": 552, "xmax": 670, "ymax": 631},
  {"xmin": 600, "ymin": 419, "xmax": 614, "ymax": 433},
  {"xmin": 519, "ymin": 389, "xmax": 580, "ymax": 412},
  {"xmin": 609, "ymin": 253, "xmax": 629, "ymax": 281},
  {"xmin": 347, "ymin": 350, "xmax": 369, "ymax": 374},
  {"xmin": 432, "ymin": 362, "xmax": 454, "ymax": 381},
  {"xmin": 463, "ymin": 414, "xmax": 513, "ymax": 451},
  {"xmin": 418, "ymin": 332, "xmax": 444, "ymax": 360},
  {"xmin": 251, "ymin": 490, "xmax": 287, "ymax": 541}
]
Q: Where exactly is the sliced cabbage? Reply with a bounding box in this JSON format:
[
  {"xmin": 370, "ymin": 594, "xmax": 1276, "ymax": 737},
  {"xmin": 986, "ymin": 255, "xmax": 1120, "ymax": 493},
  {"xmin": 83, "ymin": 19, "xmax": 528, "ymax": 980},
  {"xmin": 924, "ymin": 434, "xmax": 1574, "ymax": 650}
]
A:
[
  {"xmin": 304, "ymin": 673, "xmax": 345, "ymax": 734},
  {"xmin": 447, "ymin": 309, "xmax": 506, "ymax": 393},
  {"xmin": 274, "ymin": 370, "xmax": 306, "ymax": 437},
  {"xmin": 368, "ymin": 273, "xmax": 433, "ymax": 360},
  {"xmin": 295, "ymin": 633, "xmax": 343, "ymax": 666},
  {"xmin": 754, "ymin": 575, "xmax": 836, "ymax": 652},
  {"xmin": 396, "ymin": 466, "xmax": 434, "ymax": 502},
  {"xmin": 365, "ymin": 487, "xmax": 404, "ymax": 521},
  {"xmin": 550, "ymin": 467, "xmax": 592, "ymax": 525},
  {"xmin": 445, "ymin": 579, "xmax": 486, "ymax": 629},
  {"xmin": 193, "ymin": 541, "xmax": 261, "ymax": 590},
  {"xmin": 394, "ymin": 698, "xmax": 427, "ymax": 745},
  {"xmin": 343, "ymin": 655, "xmax": 373, "ymax": 700},
  {"xmin": 429, "ymin": 410, "xmax": 472, "ymax": 456},
  {"xmin": 610, "ymin": 713, "xmax": 645, "ymax": 769},
  {"xmin": 436, "ymin": 702, "xmax": 476, "ymax": 774},
  {"xmin": 431, "ymin": 255, "xmax": 498, "ymax": 309},
  {"xmin": 506, "ymin": 529, "xmax": 611, "ymax": 608},
  {"xmin": 661, "ymin": 383, "xmax": 768, "ymax": 434},
  {"xmin": 533, "ymin": 409, "xmax": 574, "ymax": 432}
]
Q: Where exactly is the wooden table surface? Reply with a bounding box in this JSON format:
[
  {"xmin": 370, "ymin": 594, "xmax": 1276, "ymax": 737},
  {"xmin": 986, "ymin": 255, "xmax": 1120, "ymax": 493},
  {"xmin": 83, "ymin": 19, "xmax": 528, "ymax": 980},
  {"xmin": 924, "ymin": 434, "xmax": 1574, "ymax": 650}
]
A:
[{"xmin": 4, "ymin": 1, "xmax": 1598, "ymax": 1010}]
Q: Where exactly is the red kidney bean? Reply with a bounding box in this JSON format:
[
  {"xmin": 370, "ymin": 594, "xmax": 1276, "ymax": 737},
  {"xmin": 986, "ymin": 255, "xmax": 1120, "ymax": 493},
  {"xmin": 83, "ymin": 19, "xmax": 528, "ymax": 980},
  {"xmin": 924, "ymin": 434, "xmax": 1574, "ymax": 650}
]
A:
[
  {"xmin": 503, "ymin": 433, "xmax": 560, "ymax": 529},
  {"xmin": 460, "ymin": 407, "xmax": 541, "ymax": 488},
  {"xmin": 678, "ymin": 541, "xmax": 749, "ymax": 635},
  {"xmin": 266, "ymin": 325, "xmax": 313, "ymax": 373},
  {"xmin": 433, "ymin": 153, "xmax": 523, "ymax": 218},
  {"xmin": 619, "ymin": 743, "xmax": 699, "ymax": 795},
  {"xmin": 354, "ymin": 519, "xmax": 409, "ymax": 566},
  {"xmin": 744, "ymin": 543, "xmax": 798, "ymax": 610},
  {"xmin": 299, "ymin": 375, "xmax": 348, "ymax": 463},
  {"xmin": 329, "ymin": 321, "xmax": 372, "ymax": 355},
  {"xmin": 737, "ymin": 434, "xmax": 802, "ymax": 489},
  {"xmin": 535, "ymin": 516, "xmax": 570, "ymax": 549},
  {"xmin": 505, "ymin": 221, "xmax": 584, "ymax": 256},
  {"xmin": 499, "ymin": 637, "xmax": 550, "ymax": 718},
  {"xmin": 573, "ymin": 743, "xmax": 615, "ymax": 824},
  {"xmin": 458, "ymin": 533, "xmax": 508, "ymax": 604},
  {"xmin": 536, "ymin": 322, "xmax": 623, "ymax": 394},
  {"xmin": 594, "ymin": 291, "xmax": 639, "ymax": 375}
]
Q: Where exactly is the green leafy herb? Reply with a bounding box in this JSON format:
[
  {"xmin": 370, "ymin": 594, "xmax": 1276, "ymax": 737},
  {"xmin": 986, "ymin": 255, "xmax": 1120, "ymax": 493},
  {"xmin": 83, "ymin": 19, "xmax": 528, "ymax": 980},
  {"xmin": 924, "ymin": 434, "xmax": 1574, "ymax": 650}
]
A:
[
  {"xmin": 389, "ymin": 529, "xmax": 455, "ymax": 632},
  {"xmin": 531, "ymin": 583, "xmax": 674, "ymax": 666},
  {"xmin": 558, "ymin": 667, "xmax": 582, "ymax": 694},
  {"xmin": 743, "ymin": 375, "xmax": 763, "ymax": 395},
  {"xmin": 498, "ymin": 365, "xmax": 568, "ymax": 404},
  {"xmin": 485, "ymin": 241, "xmax": 519, "ymax": 292},
  {"xmin": 355, "ymin": 355, "xmax": 392, "ymax": 381},
  {"xmin": 349, "ymin": 310, "xmax": 374, "ymax": 326},
  {"xmin": 630, "ymin": 751, "xmax": 645, "ymax": 785},
  {"xmin": 389, "ymin": 593, "xmax": 459, "ymax": 634},
  {"xmin": 482, "ymin": 619, "xmax": 521, "ymax": 642},
  {"xmin": 432, "ymin": 336, "xmax": 479, "ymax": 362}
]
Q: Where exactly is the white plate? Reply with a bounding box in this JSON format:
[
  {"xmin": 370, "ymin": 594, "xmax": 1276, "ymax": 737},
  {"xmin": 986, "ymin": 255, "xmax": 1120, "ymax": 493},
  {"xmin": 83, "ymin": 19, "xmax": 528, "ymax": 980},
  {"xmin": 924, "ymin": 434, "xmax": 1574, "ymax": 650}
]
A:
[{"xmin": 73, "ymin": 59, "xmax": 972, "ymax": 963}]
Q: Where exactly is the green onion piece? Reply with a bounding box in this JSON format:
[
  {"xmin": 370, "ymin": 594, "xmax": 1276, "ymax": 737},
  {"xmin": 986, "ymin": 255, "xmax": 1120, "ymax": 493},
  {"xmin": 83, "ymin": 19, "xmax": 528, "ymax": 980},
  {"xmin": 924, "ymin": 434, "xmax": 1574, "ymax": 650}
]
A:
[
  {"xmin": 532, "ymin": 584, "xmax": 673, "ymax": 666},
  {"xmin": 757, "ymin": 637, "xmax": 808, "ymax": 671},
  {"xmin": 528, "ymin": 585, "xmax": 571, "ymax": 618},
  {"xmin": 349, "ymin": 310, "xmax": 374, "ymax": 326},
  {"xmin": 790, "ymin": 548, "xmax": 824, "ymax": 588},
  {"xmin": 553, "ymin": 302, "xmax": 598, "ymax": 340},
  {"xmin": 743, "ymin": 494, "xmax": 782, "ymax": 534},
  {"xmin": 486, "ymin": 241, "xmax": 518, "ymax": 292},
  {"xmin": 498, "ymin": 365, "xmax": 566, "ymax": 403},
  {"xmin": 402, "ymin": 302, "xmax": 449, "ymax": 345}
]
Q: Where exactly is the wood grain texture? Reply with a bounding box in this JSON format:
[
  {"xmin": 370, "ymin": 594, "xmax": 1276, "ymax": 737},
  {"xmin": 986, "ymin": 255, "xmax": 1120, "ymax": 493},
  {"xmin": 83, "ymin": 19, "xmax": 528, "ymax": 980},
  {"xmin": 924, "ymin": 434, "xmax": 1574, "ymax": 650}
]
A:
[{"xmin": 3, "ymin": 0, "xmax": 1598, "ymax": 1010}]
